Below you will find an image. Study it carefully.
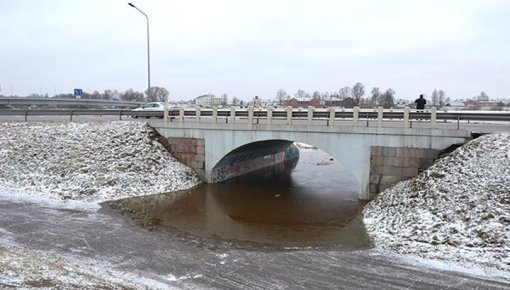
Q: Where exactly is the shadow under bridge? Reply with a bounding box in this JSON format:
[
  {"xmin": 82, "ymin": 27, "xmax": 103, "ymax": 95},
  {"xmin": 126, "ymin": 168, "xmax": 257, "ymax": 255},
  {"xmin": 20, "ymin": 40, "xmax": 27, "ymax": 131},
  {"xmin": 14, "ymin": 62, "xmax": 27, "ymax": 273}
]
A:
[{"xmin": 210, "ymin": 139, "xmax": 299, "ymax": 183}]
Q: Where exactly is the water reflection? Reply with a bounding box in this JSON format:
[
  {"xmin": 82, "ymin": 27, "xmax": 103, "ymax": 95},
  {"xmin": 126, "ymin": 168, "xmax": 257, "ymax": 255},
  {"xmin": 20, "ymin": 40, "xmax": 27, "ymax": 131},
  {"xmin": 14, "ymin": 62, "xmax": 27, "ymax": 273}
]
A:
[{"xmin": 107, "ymin": 146, "xmax": 372, "ymax": 249}]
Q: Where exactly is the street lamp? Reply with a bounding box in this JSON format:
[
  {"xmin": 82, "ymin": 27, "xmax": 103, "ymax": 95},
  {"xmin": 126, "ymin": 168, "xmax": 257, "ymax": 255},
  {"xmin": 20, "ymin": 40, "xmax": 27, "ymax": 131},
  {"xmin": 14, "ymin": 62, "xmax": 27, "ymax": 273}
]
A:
[{"xmin": 128, "ymin": 2, "xmax": 151, "ymax": 100}]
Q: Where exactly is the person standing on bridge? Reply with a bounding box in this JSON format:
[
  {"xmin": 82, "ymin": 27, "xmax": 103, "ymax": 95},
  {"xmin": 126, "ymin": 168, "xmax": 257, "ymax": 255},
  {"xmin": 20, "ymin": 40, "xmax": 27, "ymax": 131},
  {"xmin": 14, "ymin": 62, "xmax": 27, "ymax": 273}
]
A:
[{"xmin": 415, "ymin": 94, "xmax": 427, "ymax": 111}]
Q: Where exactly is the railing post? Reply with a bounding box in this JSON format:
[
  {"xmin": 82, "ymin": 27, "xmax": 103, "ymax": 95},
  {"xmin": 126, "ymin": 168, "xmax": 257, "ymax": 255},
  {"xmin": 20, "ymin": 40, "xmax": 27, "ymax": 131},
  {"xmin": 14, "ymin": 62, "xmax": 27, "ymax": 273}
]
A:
[
  {"xmin": 286, "ymin": 106, "xmax": 293, "ymax": 125},
  {"xmin": 212, "ymin": 106, "xmax": 218, "ymax": 123},
  {"xmin": 164, "ymin": 108, "xmax": 169, "ymax": 121},
  {"xmin": 430, "ymin": 107, "xmax": 437, "ymax": 129},
  {"xmin": 179, "ymin": 107, "xmax": 184, "ymax": 122},
  {"xmin": 230, "ymin": 106, "xmax": 236, "ymax": 124},
  {"xmin": 352, "ymin": 107, "xmax": 359, "ymax": 126},
  {"xmin": 377, "ymin": 106, "xmax": 383, "ymax": 128},
  {"xmin": 403, "ymin": 107, "xmax": 410, "ymax": 128},
  {"xmin": 248, "ymin": 106, "xmax": 254, "ymax": 124},
  {"xmin": 267, "ymin": 105, "xmax": 273, "ymax": 125},
  {"xmin": 70, "ymin": 110, "xmax": 73, "ymax": 121},
  {"xmin": 195, "ymin": 106, "xmax": 201, "ymax": 123},
  {"xmin": 307, "ymin": 106, "xmax": 314, "ymax": 126},
  {"xmin": 329, "ymin": 107, "xmax": 335, "ymax": 126}
]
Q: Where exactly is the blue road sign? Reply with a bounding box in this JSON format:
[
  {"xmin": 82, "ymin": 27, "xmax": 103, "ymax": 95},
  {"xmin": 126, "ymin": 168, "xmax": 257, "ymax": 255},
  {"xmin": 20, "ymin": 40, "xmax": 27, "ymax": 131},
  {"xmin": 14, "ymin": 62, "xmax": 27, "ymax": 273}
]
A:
[{"xmin": 74, "ymin": 89, "xmax": 83, "ymax": 97}]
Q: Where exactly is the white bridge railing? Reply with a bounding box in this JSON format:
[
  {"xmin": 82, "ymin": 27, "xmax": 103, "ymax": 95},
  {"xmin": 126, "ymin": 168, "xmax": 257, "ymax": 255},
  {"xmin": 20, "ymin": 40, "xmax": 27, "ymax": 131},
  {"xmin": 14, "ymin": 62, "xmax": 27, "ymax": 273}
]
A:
[
  {"xmin": 1, "ymin": 107, "xmax": 508, "ymax": 129},
  {"xmin": 164, "ymin": 106, "xmax": 510, "ymax": 129}
]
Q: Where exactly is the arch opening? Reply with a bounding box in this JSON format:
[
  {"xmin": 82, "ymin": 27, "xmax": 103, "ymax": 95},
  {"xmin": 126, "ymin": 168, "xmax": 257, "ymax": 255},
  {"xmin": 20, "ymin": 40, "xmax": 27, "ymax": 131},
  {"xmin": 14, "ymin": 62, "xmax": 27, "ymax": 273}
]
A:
[{"xmin": 210, "ymin": 139, "xmax": 299, "ymax": 183}]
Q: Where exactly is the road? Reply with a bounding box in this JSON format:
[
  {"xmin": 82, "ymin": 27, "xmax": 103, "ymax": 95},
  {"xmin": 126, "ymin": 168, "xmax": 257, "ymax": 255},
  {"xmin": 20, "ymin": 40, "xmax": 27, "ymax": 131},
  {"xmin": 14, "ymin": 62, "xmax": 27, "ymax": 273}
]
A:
[{"xmin": 1, "ymin": 198, "xmax": 508, "ymax": 289}]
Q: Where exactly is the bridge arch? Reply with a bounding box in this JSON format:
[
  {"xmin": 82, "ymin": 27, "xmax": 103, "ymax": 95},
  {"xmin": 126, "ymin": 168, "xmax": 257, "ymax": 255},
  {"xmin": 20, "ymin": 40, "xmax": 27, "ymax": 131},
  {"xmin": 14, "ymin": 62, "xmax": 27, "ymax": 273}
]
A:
[{"xmin": 210, "ymin": 139, "xmax": 297, "ymax": 183}]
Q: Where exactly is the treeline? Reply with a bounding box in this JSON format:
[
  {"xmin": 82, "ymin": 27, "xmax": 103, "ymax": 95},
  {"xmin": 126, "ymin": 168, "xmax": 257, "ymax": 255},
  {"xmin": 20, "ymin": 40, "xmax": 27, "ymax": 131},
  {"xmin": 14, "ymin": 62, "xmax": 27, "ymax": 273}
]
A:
[
  {"xmin": 274, "ymin": 83, "xmax": 451, "ymax": 108},
  {"xmin": 12, "ymin": 86, "xmax": 170, "ymax": 103}
]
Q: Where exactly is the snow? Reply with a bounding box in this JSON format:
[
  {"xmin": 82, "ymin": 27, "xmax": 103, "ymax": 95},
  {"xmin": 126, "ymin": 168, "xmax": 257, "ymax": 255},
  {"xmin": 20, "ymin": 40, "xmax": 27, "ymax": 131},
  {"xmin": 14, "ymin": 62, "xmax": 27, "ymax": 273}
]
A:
[
  {"xmin": 363, "ymin": 133, "xmax": 510, "ymax": 273},
  {"xmin": 0, "ymin": 236, "xmax": 182, "ymax": 289},
  {"xmin": 0, "ymin": 121, "xmax": 201, "ymax": 207},
  {"xmin": 0, "ymin": 121, "xmax": 203, "ymax": 288}
]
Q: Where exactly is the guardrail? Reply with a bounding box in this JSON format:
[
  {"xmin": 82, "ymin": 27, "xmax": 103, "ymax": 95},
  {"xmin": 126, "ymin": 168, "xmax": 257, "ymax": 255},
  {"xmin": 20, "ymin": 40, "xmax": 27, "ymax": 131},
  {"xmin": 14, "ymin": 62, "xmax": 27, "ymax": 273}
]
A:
[
  {"xmin": 1, "ymin": 107, "xmax": 509, "ymax": 129},
  {"xmin": 0, "ymin": 97, "xmax": 142, "ymax": 108},
  {"xmin": 0, "ymin": 109, "xmax": 160, "ymax": 121}
]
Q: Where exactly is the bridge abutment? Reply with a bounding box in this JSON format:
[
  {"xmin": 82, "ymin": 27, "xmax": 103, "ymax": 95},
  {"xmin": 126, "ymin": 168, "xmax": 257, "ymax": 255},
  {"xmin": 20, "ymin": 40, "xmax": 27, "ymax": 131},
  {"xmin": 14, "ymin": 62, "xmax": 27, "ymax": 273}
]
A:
[
  {"xmin": 369, "ymin": 147, "xmax": 441, "ymax": 198},
  {"xmin": 165, "ymin": 137, "xmax": 206, "ymax": 180}
]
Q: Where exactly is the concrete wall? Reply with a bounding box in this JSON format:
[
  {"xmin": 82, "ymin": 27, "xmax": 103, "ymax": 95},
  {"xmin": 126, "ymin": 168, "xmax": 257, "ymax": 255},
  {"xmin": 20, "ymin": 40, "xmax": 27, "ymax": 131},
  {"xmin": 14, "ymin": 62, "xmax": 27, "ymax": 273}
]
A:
[
  {"xmin": 149, "ymin": 120, "xmax": 471, "ymax": 200},
  {"xmin": 369, "ymin": 147, "xmax": 440, "ymax": 198}
]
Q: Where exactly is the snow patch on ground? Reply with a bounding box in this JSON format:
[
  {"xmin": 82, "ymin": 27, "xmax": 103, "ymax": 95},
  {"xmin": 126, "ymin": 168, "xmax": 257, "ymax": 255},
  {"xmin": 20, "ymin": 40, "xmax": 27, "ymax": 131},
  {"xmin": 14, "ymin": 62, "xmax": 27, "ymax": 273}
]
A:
[
  {"xmin": 364, "ymin": 133, "xmax": 510, "ymax": 273},
  {"xmin": 0, "ymin": 121, "xmax": 201, "ymax": 207},
  {"xmin": 0, "ymin": 237, "xmax": 183, "ymax": 289}
]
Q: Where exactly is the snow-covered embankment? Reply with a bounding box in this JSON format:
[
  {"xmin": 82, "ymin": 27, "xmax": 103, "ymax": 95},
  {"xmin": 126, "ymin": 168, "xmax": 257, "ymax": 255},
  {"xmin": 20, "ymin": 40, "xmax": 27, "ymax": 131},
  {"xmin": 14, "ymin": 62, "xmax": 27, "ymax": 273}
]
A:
[
  {"xmin": 363, "ymin": 133, "xmax": 510, "ymax": 272},
  {"xmin": 0, "ymin": 121, "xmax": 201, "ymax": 205}
]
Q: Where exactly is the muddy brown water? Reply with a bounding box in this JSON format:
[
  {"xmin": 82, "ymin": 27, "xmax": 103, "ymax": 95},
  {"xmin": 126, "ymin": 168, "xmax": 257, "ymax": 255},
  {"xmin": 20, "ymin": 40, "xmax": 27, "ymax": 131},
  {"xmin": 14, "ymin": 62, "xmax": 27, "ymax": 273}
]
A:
[{"xmin": 107, "ymin": 146, "xmax": 372, "ymax": 249}]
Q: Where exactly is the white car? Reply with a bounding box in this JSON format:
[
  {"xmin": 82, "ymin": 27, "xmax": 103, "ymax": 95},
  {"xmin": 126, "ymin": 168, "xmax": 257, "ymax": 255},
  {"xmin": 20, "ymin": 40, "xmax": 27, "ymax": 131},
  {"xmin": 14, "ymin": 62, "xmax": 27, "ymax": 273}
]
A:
[{"xmin": 131, "ymin": 102, "xmax": 167, "ymax": 118}]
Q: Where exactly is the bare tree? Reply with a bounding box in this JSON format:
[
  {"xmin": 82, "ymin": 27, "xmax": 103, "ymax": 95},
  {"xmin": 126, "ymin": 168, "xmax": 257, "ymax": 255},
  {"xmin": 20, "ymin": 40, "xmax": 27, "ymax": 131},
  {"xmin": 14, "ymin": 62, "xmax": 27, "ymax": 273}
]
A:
[
  {"xmin": 370, "ymin": 87, "xmax": 381, "ymax": 106},
  {"xmin": 91, "ymin": 90, "xmax": 102, "ymax": 100},
  {"xmin": 431, "ymin": 89, "xmax": 439, "ymax": 107},
  {"xmin": 381, "ymin": 89, "xmax": 395, "ymax": 109},
  {"xmin": 221, "ymin": 93, "xmax": 228, "ymax": 106},
  {"xmin": 351, "ymin": 82, "xmax": 365, "ymax": 105},
  {"xmin": 339, "ymin": 86, "xmax": 351, "ymax": 100},
  {"xmin": 321, "ymin": 91, "xmax": 331, "ymax": 101},
  {"xmin": 112, "ymin": 90, "xmax": 120, "ymax": 100},
  {"xmin": 103, "ymin": 90, "xmax": 114, "ymax": 100},
  {"xmin": 477, "ymin": 91, "xmax": 489, "ymax": 102},
  {"xmin": 232, "ymin": 96, "xmax": 241, "ymax": 106},
  {"xmin": 295, "ymin": 89, "xmax": 307, "ymax": 99},
  {"xmin": 275, "ymin": 89, "xmax": 288, "ymax": 104},
  {"xmin": 121, "ymin": 89, "xmax": 145, "ymax": 102},
  {"xmin": 146, "ymin": 86, "xmax": 169, "ymax": 102},
  {"xmin": 438, "ymin": 90, "xmax": 446, "ymax": 107}
]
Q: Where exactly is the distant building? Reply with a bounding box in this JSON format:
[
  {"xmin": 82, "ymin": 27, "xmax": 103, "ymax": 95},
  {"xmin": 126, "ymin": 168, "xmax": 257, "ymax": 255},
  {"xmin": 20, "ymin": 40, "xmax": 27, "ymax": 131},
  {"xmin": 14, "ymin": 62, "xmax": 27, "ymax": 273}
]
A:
[
  {"xmin": 249, "ymin": 96, "xmax": 270, "ymax": 108},
  {"xmin": 324, "ymin": 97, "xmax": 356, "ymax": 108},
  {"xmin": 394, "ymin": 99, "xmax": 410, "ymax": 108},
  {"xmin": 446, "ymin": 99, "xmax": 467, "ymax": 110},
  {"xmin": 195, "ymin": 94, "xmax": 223, "ymax": 107},
  {"xmin": 282, "ymin": 95, "xmax": 321, "ymax": 108}
]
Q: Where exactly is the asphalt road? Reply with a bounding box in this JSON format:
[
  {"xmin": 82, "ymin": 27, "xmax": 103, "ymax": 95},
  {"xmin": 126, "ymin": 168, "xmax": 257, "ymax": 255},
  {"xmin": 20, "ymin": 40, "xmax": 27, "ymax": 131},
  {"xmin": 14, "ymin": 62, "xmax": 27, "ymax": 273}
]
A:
[{"xmin": 1, "ymin": 199, "xmax": 508, "ymax": 289}]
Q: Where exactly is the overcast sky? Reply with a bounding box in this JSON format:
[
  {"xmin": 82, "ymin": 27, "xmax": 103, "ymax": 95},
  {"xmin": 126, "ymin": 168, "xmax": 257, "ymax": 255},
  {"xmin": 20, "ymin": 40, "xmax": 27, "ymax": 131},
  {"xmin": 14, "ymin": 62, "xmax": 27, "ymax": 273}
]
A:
[{"xmin": 1, "ymin": 0, "xmax": 509, "ymax": 101}]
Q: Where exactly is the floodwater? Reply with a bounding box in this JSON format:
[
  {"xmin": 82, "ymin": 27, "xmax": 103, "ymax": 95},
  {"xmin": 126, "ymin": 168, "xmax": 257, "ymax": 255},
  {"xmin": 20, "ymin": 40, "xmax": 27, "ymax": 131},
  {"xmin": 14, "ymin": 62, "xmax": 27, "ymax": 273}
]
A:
[{"xmin": 107, "ymin": 145, "xmax": 372, "ymax": 249}]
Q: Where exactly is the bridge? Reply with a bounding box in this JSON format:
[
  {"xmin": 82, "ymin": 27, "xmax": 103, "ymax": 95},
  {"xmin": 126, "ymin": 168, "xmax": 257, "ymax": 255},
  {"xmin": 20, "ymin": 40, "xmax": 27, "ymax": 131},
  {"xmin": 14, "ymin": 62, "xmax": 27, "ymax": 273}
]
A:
[{"xmin": 148, "ymin": 106, "xmax": 486, "ymax": 200}]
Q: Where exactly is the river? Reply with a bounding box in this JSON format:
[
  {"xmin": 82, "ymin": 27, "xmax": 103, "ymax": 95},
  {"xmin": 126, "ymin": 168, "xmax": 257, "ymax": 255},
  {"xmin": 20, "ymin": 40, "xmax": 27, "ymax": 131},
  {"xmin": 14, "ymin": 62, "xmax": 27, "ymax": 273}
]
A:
[{"xmin": 107, "ymin": 145, "xmax": 371, "ymax": 249}]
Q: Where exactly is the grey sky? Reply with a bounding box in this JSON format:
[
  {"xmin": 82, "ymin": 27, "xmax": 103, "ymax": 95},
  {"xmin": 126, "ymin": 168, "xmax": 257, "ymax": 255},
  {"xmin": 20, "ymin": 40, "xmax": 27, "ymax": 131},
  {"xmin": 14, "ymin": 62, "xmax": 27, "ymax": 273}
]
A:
[{"xmin": 1, "ymin": 0, "xmax": 509, "ymax": 101}]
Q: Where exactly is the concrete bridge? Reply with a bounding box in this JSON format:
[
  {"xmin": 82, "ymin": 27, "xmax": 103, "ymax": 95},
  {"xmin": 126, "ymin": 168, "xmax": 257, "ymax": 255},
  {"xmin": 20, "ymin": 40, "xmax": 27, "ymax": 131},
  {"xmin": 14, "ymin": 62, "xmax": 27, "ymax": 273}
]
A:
[{"xmin": 149, "ymin": 107, "xmax": 472, "ymax": 200}]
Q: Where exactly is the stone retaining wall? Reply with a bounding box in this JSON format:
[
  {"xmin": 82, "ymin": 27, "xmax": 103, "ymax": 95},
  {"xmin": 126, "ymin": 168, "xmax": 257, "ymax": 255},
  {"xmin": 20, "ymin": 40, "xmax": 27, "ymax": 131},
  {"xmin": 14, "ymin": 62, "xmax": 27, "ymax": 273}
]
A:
[
  {"xmin": 166, "ymin": 137, "xmax": 206, "ymax": 180},
  {"xmin": 369, "ymin": 146, "xmax": 440, "ymax": 197}
]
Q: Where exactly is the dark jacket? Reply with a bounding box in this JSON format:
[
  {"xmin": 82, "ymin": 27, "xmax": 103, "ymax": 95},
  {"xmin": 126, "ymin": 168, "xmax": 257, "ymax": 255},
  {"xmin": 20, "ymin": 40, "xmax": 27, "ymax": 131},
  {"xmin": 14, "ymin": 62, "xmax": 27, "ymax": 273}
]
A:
[{"xmin": 415, "ymin": 97, "xmax": 426, "ymax": 110}]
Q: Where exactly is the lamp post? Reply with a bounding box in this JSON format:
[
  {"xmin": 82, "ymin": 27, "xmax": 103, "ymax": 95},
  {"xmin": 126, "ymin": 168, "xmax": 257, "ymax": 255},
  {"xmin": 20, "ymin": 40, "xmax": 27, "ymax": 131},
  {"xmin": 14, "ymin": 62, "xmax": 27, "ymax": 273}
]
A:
[{"xmin": 128, "ymin": 2, "xmax": 151, "ymax": 101}]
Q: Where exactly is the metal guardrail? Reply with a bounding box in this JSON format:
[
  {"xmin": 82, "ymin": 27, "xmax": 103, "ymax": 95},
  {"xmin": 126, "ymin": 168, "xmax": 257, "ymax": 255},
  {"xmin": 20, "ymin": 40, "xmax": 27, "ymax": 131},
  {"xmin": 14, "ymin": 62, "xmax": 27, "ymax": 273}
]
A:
[
  {"xmin": 0, "ymin": 97, "xmax": 142, "ymax": 108},
  {"xmin": 0, "ymin": 109, "xmax": 162, "ymax": 121},
  {"xmin": 1, "ymin": 107, "xmax": 510, "ymax": 126}
]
